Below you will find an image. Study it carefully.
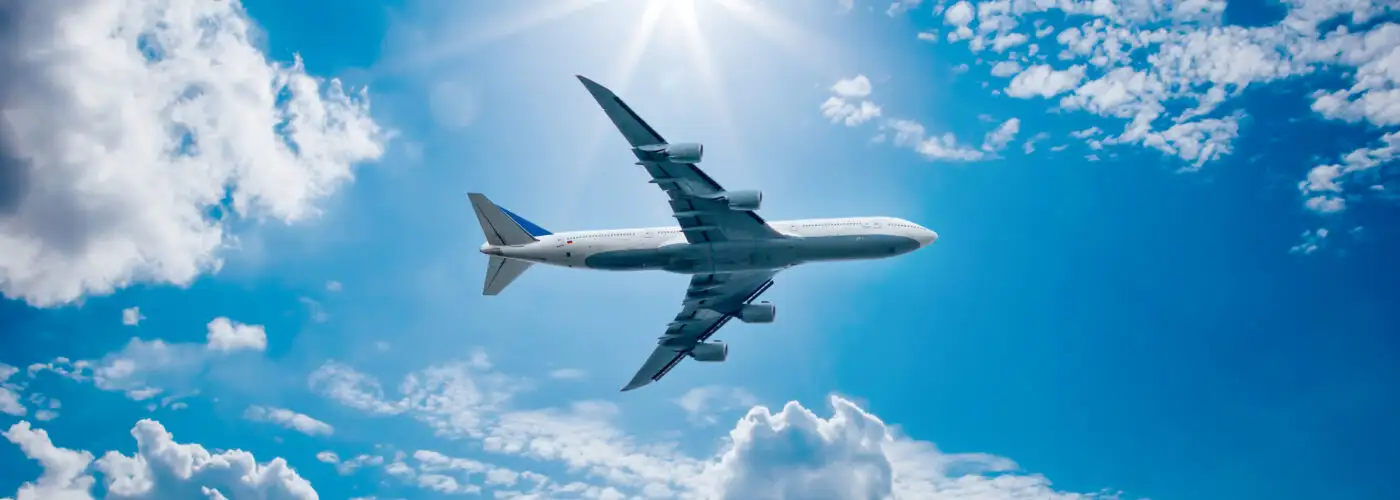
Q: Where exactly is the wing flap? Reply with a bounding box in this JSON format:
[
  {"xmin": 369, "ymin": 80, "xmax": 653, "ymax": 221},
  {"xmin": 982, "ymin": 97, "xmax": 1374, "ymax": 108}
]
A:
[{"xmin": 620, "ymin": 272, "xmax": 776, "ymax": 391}]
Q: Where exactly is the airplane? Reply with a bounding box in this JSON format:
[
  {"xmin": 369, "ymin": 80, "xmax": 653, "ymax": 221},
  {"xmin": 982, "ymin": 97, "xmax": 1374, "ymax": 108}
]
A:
[{"xmin": 470, "ymin": 75, "xmax": 938, "ymax": 392}]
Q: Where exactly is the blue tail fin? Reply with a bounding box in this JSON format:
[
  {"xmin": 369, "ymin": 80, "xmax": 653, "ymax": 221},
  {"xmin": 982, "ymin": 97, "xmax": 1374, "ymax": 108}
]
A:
[
  {"xmin": 499, "ymin": 207, "xmax": 552, "ymax": 237},
  {"xmin": 469, "ymin": 193, "xmax": 548, "ymax": 246}
]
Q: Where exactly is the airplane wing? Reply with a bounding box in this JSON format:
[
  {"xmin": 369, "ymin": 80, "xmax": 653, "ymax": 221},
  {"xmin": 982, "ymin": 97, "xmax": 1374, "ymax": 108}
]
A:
[
  {"xmin": 621, "ymin": 270, "xmax": 777, "ymax": 391},
  {"xmin": 576, "ymin": 75, "xmax": 784, "ymax": 243}
]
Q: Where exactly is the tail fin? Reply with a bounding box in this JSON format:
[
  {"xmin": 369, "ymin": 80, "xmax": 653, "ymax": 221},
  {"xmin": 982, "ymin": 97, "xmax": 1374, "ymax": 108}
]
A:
[
  {"xmin": 484, "ymin": 255, "xmax": 532, "ymax": 296},
  {"xmin": 468, "ymin": 193, "xmax": 551, "ymax": 246}
]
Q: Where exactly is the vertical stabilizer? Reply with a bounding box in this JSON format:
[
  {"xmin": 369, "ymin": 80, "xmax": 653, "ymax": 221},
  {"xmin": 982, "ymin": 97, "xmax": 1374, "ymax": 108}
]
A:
[{"xmin": 468, "ymin": 193, "xmax": 549, "ymax": 246}]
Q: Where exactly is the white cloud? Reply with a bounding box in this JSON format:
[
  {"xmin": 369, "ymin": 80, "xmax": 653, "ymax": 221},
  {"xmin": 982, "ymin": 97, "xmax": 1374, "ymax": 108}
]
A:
[
  {"xmin": 325, "ymin": 280, "xmax": 343, "ymax": 292},
  {"xmin": 831, "ymin": 75, "xmax": 873, "ymax": 98},
  {"xmin": 881, "ymin": 117, "xmax": 1025, "ymax": 162},
  {"xmin": 992, "ymin": 32, "xmax": 1029, "ymax": 52},
  {"xmin": 675, "ymin": 386, "xmax": 758, "ymax": 426},
  {"xmin": 1, "ymin": 363, "xmax": 23, "ymax": 417},
  {"xmin": 317, "ymin": 451, "xmax": 384, "ymax": 475},
  {"xmin": 2, "ymin": 421, "xmax": 95, "ymax": 500},
  {"xmin": 885, "ymin": 0, "xmax": 924, "ymax": 17},
  {"xmin": 29, "ymin": 317, "xmax": 268, "ymax": 401},
  {"xmin": 308, "ymin": 355, "xmax": 518, "ymax": 438},
  {"xmin": 944, "ymin": 1, "xmax": 974, "ymax": 27},
  {"xmin": 0, "ymin": 0, "xmax": 387, "ymax": 307},
  {"xmin": 823, "ymin": 75, "xmax": 883, "ymax": 126},
  {"xmin": 1072, "ymin": 127, "xmax": 1103, "ymax": 139},
  {"xmin": 1290, "ymin": 228, "xmax": 1330, "ymax": 255},
  {"xmin": 711, "ymin": 396, "xmax": 1123, "ymax": 500},
  {"xmin": 244, "ymin": 406, "xmax": 334, "ymax": 437},
  {"xmin": 822, "ymin": 97, "xmax": 884, "ymax": 126},
  {"xmin": 1023, "ymin": 132, "xmax": 1051, "ymax": 154},
  {"xmin": 1007, "ymin": 65, "xmax": 1087, "ymax": 99},
  {"xmin": 1298, "ymin": 131, "xmax": 1400, "ymax": 213},
  {"xmin": 548, "ymin": 368, "xmax": 587, "ymax": 380},
  {"xmin": 314, "ymin": 357, "xmax": 1121, "ymax": 499},
  {"xmin": 121, "ymin": 308, "xmax": 145, "ymax": 326},
  {"xmin": 205, "ymin": 317, "xmax": 267, "ymax": 353},
  {"xmin": 884, "ymin": 120, "xmax": 987, "ymax": 161},
  {"xmin": 982, "ymin": 117, "xmax": 1022, "ymax": 152},
  {"xmin": 7, "ymin": 419, "xmax": 315, "ymax": 499},
  {"xmin": 1305, "ymin": 195, "xmax": 1346, "ymax": 213},
  {"xmin": 921, "ymin": 0, "xmax": 1400, "ymax": 219},
  {"xmin": 990, "ymin": 61, "xmax": 1024, "ymax": 77}
]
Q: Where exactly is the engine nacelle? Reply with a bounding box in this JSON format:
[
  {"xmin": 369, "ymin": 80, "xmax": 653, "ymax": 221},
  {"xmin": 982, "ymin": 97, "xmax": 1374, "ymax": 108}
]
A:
[
  {"xmin": 662, "ymin": 143, "xmax": 704, "ymax": 163},
  {"xmin": 689, "ymin": 341, "xmax": 728, "ymax": 362},
  {"xmin": 737, "ymin": 302, "xmax": 775, "ymax": 323},
  {"xmin": 722, "ymin": 190, "xmax": 763, "ymax": 211}
]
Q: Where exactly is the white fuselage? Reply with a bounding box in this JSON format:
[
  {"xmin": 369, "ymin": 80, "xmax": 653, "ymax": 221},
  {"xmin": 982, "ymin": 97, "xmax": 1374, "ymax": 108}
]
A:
[{"xmin": 480, "ymin": 216, "xmax": 938, "ymax": 275}]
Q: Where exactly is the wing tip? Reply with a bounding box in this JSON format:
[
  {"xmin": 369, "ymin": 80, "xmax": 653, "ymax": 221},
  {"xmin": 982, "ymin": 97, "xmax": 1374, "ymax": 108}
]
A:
[
  {"xmin": 620, "ymin": 380, "xmax": 650, "ymax": 392},
  {"xmin": 576, "ymin": 75, "xmax": 613, "ymax": 97}
]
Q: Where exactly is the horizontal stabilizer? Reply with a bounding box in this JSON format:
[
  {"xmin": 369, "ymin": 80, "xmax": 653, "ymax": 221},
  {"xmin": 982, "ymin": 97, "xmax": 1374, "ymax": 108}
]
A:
[{"xmin": 484, "ymin": 255, "xmax": 532, "ymax": 296}]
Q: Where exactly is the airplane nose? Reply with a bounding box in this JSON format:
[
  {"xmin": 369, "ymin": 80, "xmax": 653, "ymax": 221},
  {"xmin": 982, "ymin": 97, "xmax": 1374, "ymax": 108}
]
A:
[
  {"xmin": 917, "ymin": 228, "xmax": 938, "ymax": 247},
  {"xmin": 479, "ymin": 243, "xmax": 490, "ymax": 254}
]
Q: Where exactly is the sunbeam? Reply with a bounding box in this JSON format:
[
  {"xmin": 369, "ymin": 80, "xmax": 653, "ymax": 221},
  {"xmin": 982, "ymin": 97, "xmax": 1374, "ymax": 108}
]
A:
[
  {"xmin": 380, "ymin": 0, "xmax": 614, "ymax": 75},
  {"xmin": 711, "ymin": 0, "xmax": 848, "ymax": 74},
  {"xmin": 677, "ymin": 0, "xmax": 748, "ymax": 173},
  {"xmin": 560, "ymin": 0, "xmax": 670, "ymax": 215}
]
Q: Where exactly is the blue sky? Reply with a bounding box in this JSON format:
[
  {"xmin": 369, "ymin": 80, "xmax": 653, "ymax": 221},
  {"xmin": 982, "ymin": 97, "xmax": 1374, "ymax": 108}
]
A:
[{"xmin": 1, "ymin": 0, "xmax": 1398, "ymax": 499}]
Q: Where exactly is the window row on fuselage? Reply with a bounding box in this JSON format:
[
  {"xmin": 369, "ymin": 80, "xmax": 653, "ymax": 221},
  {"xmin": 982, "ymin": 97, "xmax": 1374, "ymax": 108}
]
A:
[{"xmin": 556, "ymin": 219, "xmax": 913, "ymax": 241}]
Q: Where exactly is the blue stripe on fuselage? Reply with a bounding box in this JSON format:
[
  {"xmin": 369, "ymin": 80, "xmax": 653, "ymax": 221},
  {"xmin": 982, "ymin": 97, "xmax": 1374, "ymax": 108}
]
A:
[{"xmin": 500, "ymin": 207, "xmax": 552, "ymax": 237}]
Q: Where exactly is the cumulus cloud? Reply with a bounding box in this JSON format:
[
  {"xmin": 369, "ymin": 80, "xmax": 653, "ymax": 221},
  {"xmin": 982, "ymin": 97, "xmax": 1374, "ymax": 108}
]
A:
[
  {"xmin": 244, "ymin": 406, "xmax": 334, "ymax": 437},
  {"xmin": 990, "ymin": 60, "xmax": 1024, "ymax": 77},
  {"xmin": 944, "ymin": 1, "xmax": 976, "ymax": 41},
  {"xmin": 1007, "ymin": 65, "xmax": 1087, "ymax": 98},
  {"xmin": 822, "ymin": 98, "xmax": 884, "ymax": 126},
  {"xmin": 121, "ymin": 307, "xmax": 145, "ymax": 326},
  {"xmin": 2, "ymin": 421, "xmax": 95, "ymax": 499},
  {"xmin": 28, "ymin": 317, "xmax": 269, "ymax": 401},
  {"xmin": 831, "ymin": 75, "xmax": 874, "ymax": 98},
  {"xmin": 6, "ymin": 419, "xmax": 317, "ymax": 499},
  {"xmin": 205, "ymin": 317, "xmax": 267, "ymax": 353},
  {"xmin": 313, "ymin": 357, "xmax": 1123, "ymax": 499},
  {"xmin": 711, "ymin": 396, "xmax": 1125, "ymax": 500},
  {"xmin": 0, "ymin": 0, "xmax": 387, "ymax": 307},
  {"xmin": 822, "ymin": 75, "xmax": 883, "ymax": 126},
  {"xmin": 926, "ymin": 0, "xmax": 1400, "ymax": 218}
]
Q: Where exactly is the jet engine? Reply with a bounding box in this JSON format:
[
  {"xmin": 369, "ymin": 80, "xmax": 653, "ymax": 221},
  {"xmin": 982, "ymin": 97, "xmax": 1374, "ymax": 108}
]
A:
[
  {"xmin": 688, "ymin": 341, "xmax": 728, "ymax": 362},
  {"xmin": 721, "ymin": 190, "xmax": 763, "ymax": 211},
  {"xmin": 661, "ymin": 143, "xmax": 704, "ymax": 163},
  {"xmin": 737, "ymin": 302, "xmax": 775, "ymax": 323}
]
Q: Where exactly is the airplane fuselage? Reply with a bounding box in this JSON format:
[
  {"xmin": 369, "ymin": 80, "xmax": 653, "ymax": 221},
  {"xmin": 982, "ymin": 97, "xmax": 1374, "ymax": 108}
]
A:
[{"xmin": 480, "ymin": 216, "xmax": 938, "ymax": 275}]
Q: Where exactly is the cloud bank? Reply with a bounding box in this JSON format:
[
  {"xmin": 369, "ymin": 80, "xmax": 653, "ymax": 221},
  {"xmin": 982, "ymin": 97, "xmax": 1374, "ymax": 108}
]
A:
[{"xmin": 0, "ymin": 0, "xmax": 387, "ymax": 307}]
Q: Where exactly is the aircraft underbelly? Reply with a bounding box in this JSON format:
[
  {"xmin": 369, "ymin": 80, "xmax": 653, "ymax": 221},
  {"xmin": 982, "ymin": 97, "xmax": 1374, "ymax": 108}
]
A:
[{"xmin": 582, "ymin": 235, "xmax": 919, "ymax": 274}]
